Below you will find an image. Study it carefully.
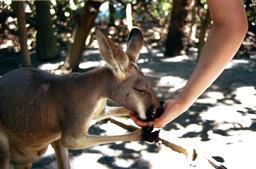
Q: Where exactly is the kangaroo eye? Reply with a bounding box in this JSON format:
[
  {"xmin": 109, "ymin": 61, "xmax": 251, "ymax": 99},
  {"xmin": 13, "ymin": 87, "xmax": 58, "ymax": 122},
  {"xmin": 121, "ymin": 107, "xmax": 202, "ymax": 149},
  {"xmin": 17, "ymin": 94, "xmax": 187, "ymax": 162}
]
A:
[{"xmin": 133, "ymin": 88, "xmax": 146, "ymax": 94}]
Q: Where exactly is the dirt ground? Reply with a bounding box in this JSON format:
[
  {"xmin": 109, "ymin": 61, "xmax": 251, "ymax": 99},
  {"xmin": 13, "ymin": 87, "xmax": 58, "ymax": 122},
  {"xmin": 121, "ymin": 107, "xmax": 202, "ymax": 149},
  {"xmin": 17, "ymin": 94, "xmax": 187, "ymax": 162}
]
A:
[{"xmin": 1, "ymin": 46, "xmax": 256, "ymax": 169}]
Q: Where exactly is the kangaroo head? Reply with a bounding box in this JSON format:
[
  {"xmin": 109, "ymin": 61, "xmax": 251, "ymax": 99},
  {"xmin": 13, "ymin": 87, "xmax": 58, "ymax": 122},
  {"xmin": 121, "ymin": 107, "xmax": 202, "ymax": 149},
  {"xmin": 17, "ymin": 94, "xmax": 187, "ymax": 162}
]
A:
[{"xmin": 96, "ymin": 27, "xmax": 160, "ymax": 121}]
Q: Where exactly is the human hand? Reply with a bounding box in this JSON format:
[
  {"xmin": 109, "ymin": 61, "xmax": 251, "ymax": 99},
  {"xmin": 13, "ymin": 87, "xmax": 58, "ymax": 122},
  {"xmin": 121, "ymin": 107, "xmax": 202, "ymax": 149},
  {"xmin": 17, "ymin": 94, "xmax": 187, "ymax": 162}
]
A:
[
  {"xmin": 130, "ymin": 98, "xmax": 189, "ymax": 128},
  {"xmin": 153, "ymin": 99, "xmax": 185, "ymax": 128}
]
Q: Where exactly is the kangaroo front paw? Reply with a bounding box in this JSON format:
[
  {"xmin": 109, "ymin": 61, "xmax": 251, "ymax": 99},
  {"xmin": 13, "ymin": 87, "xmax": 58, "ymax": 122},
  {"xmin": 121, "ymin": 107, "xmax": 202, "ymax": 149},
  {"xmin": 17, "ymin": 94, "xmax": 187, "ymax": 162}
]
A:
[{"xmin": 141, "ymin": 126, "xmax": 160, "ymax": 143}]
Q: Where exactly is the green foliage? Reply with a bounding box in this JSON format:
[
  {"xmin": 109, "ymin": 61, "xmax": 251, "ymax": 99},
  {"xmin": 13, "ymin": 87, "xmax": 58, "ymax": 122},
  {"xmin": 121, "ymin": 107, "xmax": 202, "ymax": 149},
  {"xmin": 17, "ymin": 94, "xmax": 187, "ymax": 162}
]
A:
[
  {"xmin": 245, "ymin": 0, "xmax": 256, "ymax": 28},
  {"xmin": 152, "ymin": 0, "xmax": 171, "ymax": 21},
  {"xmin": 243, "ymin": 0, "xmax": 256, "ymax": 53},
  {"xmin": 133, "ymin": 0, "xmax": 171, "ymax": 26}
]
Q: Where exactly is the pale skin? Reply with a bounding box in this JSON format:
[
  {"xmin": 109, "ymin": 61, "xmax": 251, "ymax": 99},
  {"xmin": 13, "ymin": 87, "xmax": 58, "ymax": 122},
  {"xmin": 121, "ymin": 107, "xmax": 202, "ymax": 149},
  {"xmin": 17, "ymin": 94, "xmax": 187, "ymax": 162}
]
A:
[{"xmin": 130, "ymin": 0, "xmax": 248, "ymax": 128}]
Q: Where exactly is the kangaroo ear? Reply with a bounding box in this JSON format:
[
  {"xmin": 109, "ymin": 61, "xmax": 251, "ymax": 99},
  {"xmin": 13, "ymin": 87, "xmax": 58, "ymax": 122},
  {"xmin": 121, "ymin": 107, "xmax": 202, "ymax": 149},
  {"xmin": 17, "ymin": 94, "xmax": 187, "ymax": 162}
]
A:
[
  {"xmin": 96, "ymin": 29, "xmax": 129, "ymax": 80},
  {"xmin": 126, "ymin": 27, "xmax": 144, "ymax": 62}
]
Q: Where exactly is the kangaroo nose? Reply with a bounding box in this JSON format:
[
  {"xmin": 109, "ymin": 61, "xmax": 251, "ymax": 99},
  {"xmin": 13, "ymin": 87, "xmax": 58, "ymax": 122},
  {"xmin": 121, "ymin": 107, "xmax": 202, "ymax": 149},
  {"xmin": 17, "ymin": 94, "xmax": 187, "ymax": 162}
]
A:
[{"xmin": 145, "ymin": 101, "xmax": 164, "ymax": 121}]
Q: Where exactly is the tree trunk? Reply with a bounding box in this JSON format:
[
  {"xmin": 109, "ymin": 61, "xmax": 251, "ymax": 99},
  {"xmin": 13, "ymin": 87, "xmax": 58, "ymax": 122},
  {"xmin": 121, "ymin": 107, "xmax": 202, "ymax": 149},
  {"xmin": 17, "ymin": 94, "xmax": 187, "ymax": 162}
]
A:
[
  {"xmin": 197, "ymin": 9, "xmax": 211, "ymax": 56},
  {"xmin": 164, "ymin": 0, "xmax": 192, "ymax": 57},
  {"xmin": 64, "ymin": 0, "xmax": 103, "ymax": 72},
  {"xmin": 13, "ymin": 1, "xmax": 31, "ymax": 66},
  {"xmin": 188, "ymin": 0, "xmax": 197, "ymax": 47},
  {"xmin": 35, "ymin": 1, "xmax": 58, "ymax": 61},
  {"xmin": 109, "ymin": 0, "xmax": 115, "ymax": 26}
]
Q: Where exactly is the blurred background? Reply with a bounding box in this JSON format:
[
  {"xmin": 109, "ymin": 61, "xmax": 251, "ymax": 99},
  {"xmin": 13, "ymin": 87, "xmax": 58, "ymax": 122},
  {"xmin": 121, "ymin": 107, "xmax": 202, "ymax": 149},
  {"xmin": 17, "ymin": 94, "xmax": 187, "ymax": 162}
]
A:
[
  {"xmin": 0, "ymin": 0, "xmax": 256, "ymax": 169},
  {"xmin": 0, "ymin": 0, "xmax": 255, "ymax": 72}
]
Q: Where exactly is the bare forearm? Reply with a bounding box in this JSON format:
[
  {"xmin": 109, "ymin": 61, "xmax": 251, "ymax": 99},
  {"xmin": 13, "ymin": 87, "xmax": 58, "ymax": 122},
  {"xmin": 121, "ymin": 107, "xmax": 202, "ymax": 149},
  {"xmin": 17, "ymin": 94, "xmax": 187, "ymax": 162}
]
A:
[
  {"xmin": 179, "ymin": 23, "xmax": 247, "ymax": 107},
  {"xmin": 132, "ymin": 0, "xmax": 248, "ymax": 128}
]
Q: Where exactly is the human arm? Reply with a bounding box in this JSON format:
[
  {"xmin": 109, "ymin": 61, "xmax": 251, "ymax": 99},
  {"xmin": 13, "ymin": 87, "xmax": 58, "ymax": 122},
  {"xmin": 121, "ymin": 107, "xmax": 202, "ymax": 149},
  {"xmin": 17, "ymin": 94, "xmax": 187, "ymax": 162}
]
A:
[{"xmin": 131, "ymin": 0, "xmax": 248, "ymax": 128}]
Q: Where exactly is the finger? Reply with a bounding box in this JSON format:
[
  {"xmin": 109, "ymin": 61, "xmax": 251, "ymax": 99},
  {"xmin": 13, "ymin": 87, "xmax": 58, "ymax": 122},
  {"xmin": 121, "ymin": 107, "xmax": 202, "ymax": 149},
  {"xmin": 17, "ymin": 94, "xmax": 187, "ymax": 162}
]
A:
[
  {"xmin": 129, "ymin": 112, "xmax": 138, "ymax": 121},
  {"xmin": 129, "ymin": 112, "xmax": 136, "ymax": 118},
  {"xmin": 129, "ymin": 113, "xmax": 150, "ymax": 127},
  {"xmin": 153, "ymin": 118, "xmax": 164, "ymax": 128},
  {"xmin": 132, "ymin": 117, "xmax": 149, "ymax": 127},
  {"xmin": 135, "ymin": 121, "xmax": 149, "ymax": 127}
]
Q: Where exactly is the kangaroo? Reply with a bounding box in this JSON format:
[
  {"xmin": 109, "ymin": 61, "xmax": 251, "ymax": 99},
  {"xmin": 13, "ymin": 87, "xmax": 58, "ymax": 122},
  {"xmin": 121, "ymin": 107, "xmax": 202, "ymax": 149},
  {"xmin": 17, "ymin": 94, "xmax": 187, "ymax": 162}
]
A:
[{"xmin": 0, "ymin": 27, "xmax": 160, "ymax": 169}]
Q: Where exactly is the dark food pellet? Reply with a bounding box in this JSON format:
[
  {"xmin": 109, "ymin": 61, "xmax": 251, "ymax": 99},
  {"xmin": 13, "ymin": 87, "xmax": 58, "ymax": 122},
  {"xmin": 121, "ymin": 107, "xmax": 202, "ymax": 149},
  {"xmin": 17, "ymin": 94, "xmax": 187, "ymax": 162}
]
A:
[
  {"xmin": 155, "ymin": 101, "xmax": 165, "ymax": 118},
  {"xmin": 141, "ymin": 125, "xmax": 160, "ymax": 143},
  {"xmin": 141, "ymin": 101, "xmax": 164, "ymax": 142}
]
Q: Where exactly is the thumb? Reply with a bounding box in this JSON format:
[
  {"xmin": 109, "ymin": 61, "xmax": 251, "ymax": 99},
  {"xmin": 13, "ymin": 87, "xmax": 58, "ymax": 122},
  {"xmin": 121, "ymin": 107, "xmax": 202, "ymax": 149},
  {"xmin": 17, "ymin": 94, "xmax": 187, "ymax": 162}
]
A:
[{"xmin": 153, "ymin": 117, "xmax": 166, "ymax": 129}]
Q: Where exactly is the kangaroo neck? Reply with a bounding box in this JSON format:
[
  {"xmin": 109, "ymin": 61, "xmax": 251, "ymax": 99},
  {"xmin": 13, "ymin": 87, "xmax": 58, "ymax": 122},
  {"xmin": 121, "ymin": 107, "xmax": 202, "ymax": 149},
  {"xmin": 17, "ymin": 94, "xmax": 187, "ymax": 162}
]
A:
[{"xmin": 67, "ymin": 67, "xmax": 117, "ymax": 101}]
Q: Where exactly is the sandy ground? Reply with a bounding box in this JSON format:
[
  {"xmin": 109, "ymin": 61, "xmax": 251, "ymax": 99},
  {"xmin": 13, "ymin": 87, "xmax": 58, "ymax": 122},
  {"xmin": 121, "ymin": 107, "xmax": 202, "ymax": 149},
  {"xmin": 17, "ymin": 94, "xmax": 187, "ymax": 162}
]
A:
[{"xmin": 1, "ymin": 46, "xmax": 256, "ymax": 169}]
